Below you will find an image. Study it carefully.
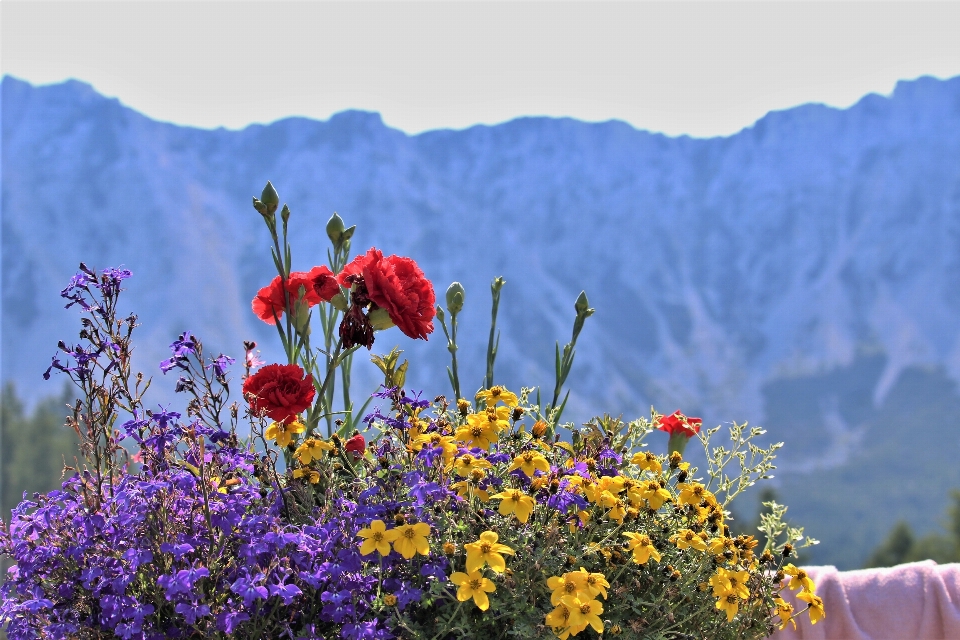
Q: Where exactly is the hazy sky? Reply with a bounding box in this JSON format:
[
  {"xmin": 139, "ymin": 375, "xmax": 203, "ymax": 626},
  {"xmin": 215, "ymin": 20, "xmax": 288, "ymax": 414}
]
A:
[{"xmin": 3, "ymin": 1, "xmax": 959, "ymax": 137}]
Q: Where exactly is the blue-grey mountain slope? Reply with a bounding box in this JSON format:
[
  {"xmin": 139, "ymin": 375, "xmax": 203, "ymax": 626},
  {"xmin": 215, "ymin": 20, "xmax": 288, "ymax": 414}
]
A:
[{"xmin": 3, "ymin": 75, "xmax": 960, "ymax": 567}]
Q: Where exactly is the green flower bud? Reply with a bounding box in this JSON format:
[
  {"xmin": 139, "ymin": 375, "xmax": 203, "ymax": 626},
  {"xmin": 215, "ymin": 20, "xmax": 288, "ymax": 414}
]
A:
[
  {"xmin": 575, "ymin": 291, "xmax": 594, "ymax": 317},
  {"xmin": 491, "ymin": 276, "xmax": 506, "ymax": 294},
  {"xmin": 326, "ymin": 212, "xmax": 345, "ymax": 244},
  {"xmin": 445, "ymin": 282, "xmax": 465, "ymax": 314},
  {"xmin": 369, "ymin": 307, "xmax": 396, "ymax": 331},
  {"xmin": 260, "ymin": 181, "xmax": 280, "ymax": 208},
  {"xmin": 252, "ymin": 197, "xmax": 267, "ymax": 215},
  {"xmin": 280, "ymin": 204, "xmax": 291, "ymax": 225},
  {"xmin": 330, "ymin": 292, "xmax": 349, "ymax": 312},
  {"xmin": 435, "ymin": 305, "xmax": 445, "ymax": 323}
]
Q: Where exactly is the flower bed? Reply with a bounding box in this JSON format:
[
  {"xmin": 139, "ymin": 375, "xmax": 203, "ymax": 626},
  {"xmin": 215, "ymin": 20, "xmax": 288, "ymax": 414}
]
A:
[{"xmin": 2, "ymin": 183, "xmax": 824, "ymax": 639}]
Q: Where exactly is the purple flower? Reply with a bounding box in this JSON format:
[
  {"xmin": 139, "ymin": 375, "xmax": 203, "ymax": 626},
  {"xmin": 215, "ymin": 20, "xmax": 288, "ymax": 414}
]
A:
[
  {"xmin": 206, "ymin": 353, "xmax": 235, "ymax": 378},
  {"xmin": 231, "ymin": 576, "xmax": 269, "ymax": 608},
  {"xmin": 174, "ymin": 601, "xmax": 210, "ymax": 625}
]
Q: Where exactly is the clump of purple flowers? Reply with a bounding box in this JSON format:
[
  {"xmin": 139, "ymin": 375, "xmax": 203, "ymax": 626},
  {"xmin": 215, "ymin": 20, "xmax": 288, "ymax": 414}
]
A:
[{"xmin": 0, "ymin": 267, "xmax": 452, "ymax": 639}]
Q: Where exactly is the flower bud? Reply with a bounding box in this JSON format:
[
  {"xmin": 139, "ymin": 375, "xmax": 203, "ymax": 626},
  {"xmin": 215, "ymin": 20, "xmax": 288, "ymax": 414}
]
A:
[
  {"xmin": 369, "ymin": 307, "xmax": 396, "ymax": 331},
  {"xmin": 260, "ymin": 181, "xmax": 280, "ymax": 211},
  {"xmin": 443, "ymin": 542, "xmax": 457, "ymax": 556},
  {"xmin": 326, "ymin": 212, "xmax": 345, "ymax": 244},
  {"xmin": 445, "ymin": 282, "xmax": 465, "ymax": 314},
  {"xmin": 330, "ymin": 292, "xmax": 349, "ymax": 312},
  {"xmin": 280, "ymin": 204, "xmax": 291, "ymax": 225},
  {"xmin": 435, "ymin": 305, "xmax": 445, "ymax": 323},
  {"xmin": 575, "ymin": 291, "xmax": 594, "ymax": 316}
]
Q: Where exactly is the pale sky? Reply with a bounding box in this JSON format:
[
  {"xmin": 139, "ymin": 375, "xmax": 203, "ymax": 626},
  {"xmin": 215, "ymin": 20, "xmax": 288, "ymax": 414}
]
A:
[{"xmin": 2, "ymin": 1, "xmax": 959, "ymax": 137}]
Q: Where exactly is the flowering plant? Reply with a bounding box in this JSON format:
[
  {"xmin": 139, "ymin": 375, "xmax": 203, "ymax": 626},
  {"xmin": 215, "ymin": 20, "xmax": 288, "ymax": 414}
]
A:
[{"xmin": 1, "ymin": 182, "xmax": 822, "ymax": 639}]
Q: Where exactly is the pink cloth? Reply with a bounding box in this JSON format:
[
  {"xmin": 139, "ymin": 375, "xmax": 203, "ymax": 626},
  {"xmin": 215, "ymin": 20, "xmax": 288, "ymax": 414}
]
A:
[{"xmin": 771, "ymin": 561, "xmax": 960, "ymax": 640}]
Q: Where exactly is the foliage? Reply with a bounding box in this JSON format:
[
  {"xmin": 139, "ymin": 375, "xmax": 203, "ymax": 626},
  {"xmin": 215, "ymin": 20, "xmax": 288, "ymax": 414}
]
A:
[
  {"xmin": 864, "ymin": 492, "xmax": 960, "ymax": 568},
  {"xmin": 1, "ymin": 183, "xmax": 820, "ymax": 639}
]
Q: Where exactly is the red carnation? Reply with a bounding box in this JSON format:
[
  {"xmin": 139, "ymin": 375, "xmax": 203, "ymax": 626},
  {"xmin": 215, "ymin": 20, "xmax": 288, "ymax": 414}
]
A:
[
  {"xmin": 363, "ymin": 251, "xmax": 436, "ymax": 341},
  {"xmin": 657, "ymin": 410, "xmax": 702, "ymax": 438},
  {"xmin": 252, "ymin": 266, "xmax": 338, "ymax": 325},
  {"xmin": 344, "ymin": 433, "xmax": 366, "ymax": 457},
  {"xmin": 242, "ymin": 363, "xmax": 316, "ymax": 423}
]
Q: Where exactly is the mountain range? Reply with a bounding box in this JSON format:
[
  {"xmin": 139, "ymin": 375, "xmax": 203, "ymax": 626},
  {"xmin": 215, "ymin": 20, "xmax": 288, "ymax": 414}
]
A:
[{"xmin": 3, "ymin": 74, "xmax": 960, "ymax": 568}]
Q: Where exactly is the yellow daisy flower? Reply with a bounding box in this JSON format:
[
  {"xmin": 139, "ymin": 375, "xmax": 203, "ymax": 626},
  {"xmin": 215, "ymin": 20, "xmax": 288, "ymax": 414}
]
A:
[
  {"xmin": 454, "ymin": 415, "xmax": 500, "ymax": 451},
  {"xmin": 674, "ymin": 529, "xmax": 708, "ymax": 552},
  {"xmin": 547, "ymin": 572, "xmax": 588, "ymax": 606},
  {"xmin": 640, "ymin": 480, "xmax": 672, "ymax": 510},
  {"xmin": 560, "ymin": 594, "xmax": 605, "ymax": 634},
  {"xmin": 630, "ymin": 450, "xmax": 662, "ymax": 474},
  {"xmin": 450, "ymin": 570, "xmax": 496, "ymax": 611},
  {"xmin": 475, "ymin": 385, "xmax": 519, "ymax": 408},
  {"xmin": 464, "ymin": 531, "xmax": 515, "ymax": 573},
  {"xmin": 292, "ymin": 468, "xmax": 320, "ymax": 484},
  {"xmin": 357, "ymin": 520, "xmax": 398, "ymax": 556},
  {"xmin": 450, "ymin": 454, "xmax": 493, "ymax": 477},
  {"xmin": 784, "ymin": 564, "xmax": 816, "ymax": 592},
  {"xmin": 391, "ymin": 522, "xmax": 431, "ymax": 559},
  {"xmin": 623, "ymin": 532, "xmax": 660, "ymax": 564},
  {"xmin": 265, "ymin": 420, "xmax": 305, "ymax": 448},
  {"xmin": 491, "ymin": 489, "xmax": 536, "ymax": 523},
  {"xmin": 797, "ymin": 590, "xmax": 825, "ymax": 625},
  {"xmin": 295, "ymin": 437, "xmax": 334, "ymax": 465},
  {"xmin": 574, "ymin": 568, "xmax": 609, "ymax": 600},
  {"xmin": 716, "ymin": 593, "xmax": 740, "ymax": 622},
  {"xmin": 774, "ymin": 597, "xmax": 796, "ymax": 630},
  {"xmin": 508, "ymin": 450, "xmax": 551, "ymax": 477}
]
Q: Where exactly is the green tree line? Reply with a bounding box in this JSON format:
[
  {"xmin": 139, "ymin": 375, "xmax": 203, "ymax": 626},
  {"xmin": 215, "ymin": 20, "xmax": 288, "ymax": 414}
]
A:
[
  {"xmin": 1, "ymin": 382, "xmax": 79, "ymax": 525},
  {"xmin": 864, "ymin": 491, "xmax": 960, "ymax": 567}
]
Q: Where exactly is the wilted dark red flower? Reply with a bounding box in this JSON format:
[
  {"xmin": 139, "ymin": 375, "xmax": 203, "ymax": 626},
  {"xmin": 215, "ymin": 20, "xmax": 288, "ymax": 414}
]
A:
[
  {"xmin": 657, "ymin": 410, "xmax": 702, "ymax": 438},
  {"xmin": 242, "ymin": 363, "xmax": 315, "ymax": 423},
  {"xmin": 345, "ymin": 433, "xmax": 366, "ymax": 457},
  {"xmin": 252, "ymin": 266, "xmax": 338, "ymax": 325}
]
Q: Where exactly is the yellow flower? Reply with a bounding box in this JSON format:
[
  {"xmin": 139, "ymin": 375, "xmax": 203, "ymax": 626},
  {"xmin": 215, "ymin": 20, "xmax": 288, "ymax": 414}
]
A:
[
  {"xmin": 574, "ymin": 568, "xmax": 609, "ymax": 600},
  {"xmin": 709, "ymin": 567, "xmax": 749, "ymax": 599},
  {"xmin": 508, "ymin": 451, "xmax": 551, "ymax": 477},
  {"xmin": 607, "ymin": 500, "xmax": 627, "ymax": 524},
  {"xmin": 295, "ymin": 437, "xmax": 334, "ymax": 465},
  {"xmin": 784, "ymin": 564, "xmax": 816, "ymax": 592},
  {"xmin": 547, "ymin": 572, "xmax": 588, "ymax": 606},
  {"xmin": 265, "ymin": 420, "xmax": 305, "ymax": 448},
  {"xmin": 357, "ymin": 520, "xmax": 399, "ymax": 556},
  {"xmin": 709, "ymin": 536, "xmax": 739, "ymax": 562},
  {"xmin": 774, "ymin": 597, "xmax": 796, "ymax": 630},
  {"xmin": 450, "ymin": 570, "xmax": 496, "ymax": 611},
  {"xmin": 491, "ymin": 489, "xmax": 536, "ymax": 523},
  {"xmin": 450, "ymin": 454, "xmax": 493, "ymax": 477},
  {"xmin": 544, "ymin": 602, "xmax": 573, "ymax": 632},
  {"xmin": 674, "ymin": 529, "xmax": 708, "ymax": 552},
  {"xmin": 464, "ymin": 531, "xmax": 515, "ymax": 573},
  {"xmin": 716, "ymin": 593, "xmax": 740, "ymax": 622},
  {"xmin": 797, "ymin": 590, "xmax": 825, "ymax": 625},
  {"xmin": 560, "ymin": 594, "xmax": 605, "ymax": 634},
  {"xmin": 409, "ymin": 432, "xmax": 458, "ymax": 463},
  {"xmin": 677, "ymin": 482, "xmax": 710, "ymax": 506},
  {"xmin": 475, "ymin": 385, "xmax": 519, "ymax": 408},
  {"xmin": 630, "ymin": 450, "xmax": 662, "ymax": 474},
  {"xmin": 293, "ymin": 468, "xmax": 320, "ymax": 484},
  {"xmin": 623, "ymin": 532, "xmax": 660, "ymax": 564},
  {"xmin": 451, "ymin": 478, "xmax": 490, "ymax": 502},
  {"xmin": 454, "ymin": 415, "xmax": 500, "ymax": 451},
  {"xmin": 391, "ymin": 522, "xmax": 431, "ymax": 559},
  {"xmin": 640, "ymin": 480, "xmax": 671, "ymax": 510}
]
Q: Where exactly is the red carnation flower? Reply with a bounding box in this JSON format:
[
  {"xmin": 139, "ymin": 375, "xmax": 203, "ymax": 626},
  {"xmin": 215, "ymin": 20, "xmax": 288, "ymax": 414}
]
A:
[
  {"xmin": 344, "ymin": 433, "xmax": 366, "ymax": 457},
  {"xmin": 363, "ymin": 250, "xmax": 436, "ymax": 341},
  {"xmin": 242, "ymin": 363, "xmax": 316, "ymax": 423},
  {"xmin": 657, "ymin": 410, "xmax": 702, "ymax": 438},
  {"xmin": 252, "ymin": 266, "xmax": 338, "ymax": 325}
]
